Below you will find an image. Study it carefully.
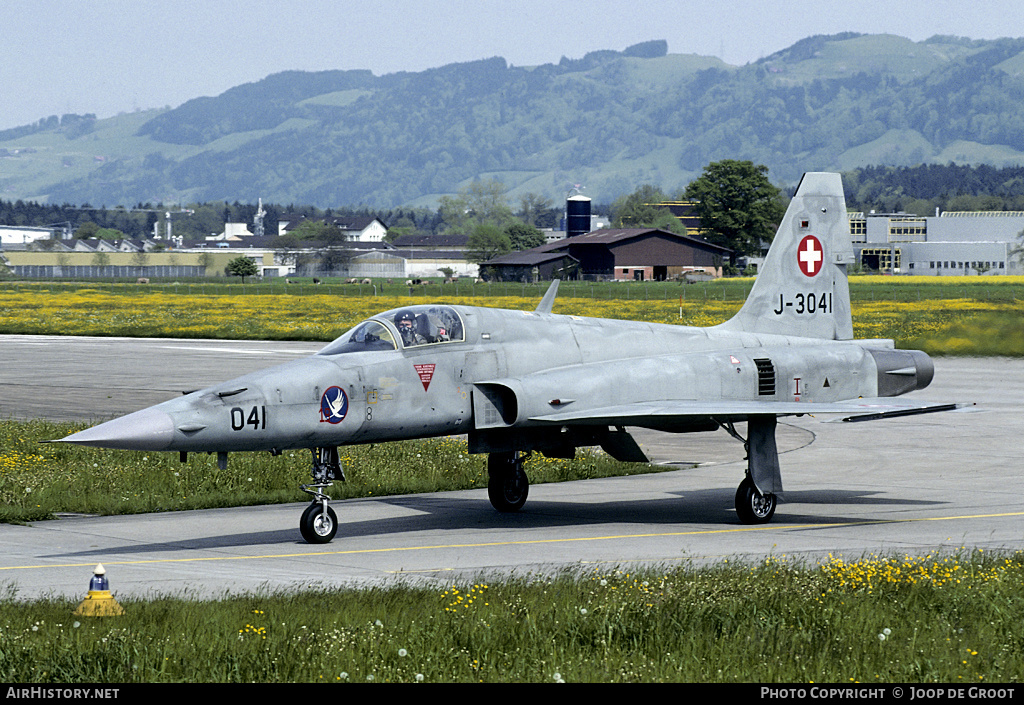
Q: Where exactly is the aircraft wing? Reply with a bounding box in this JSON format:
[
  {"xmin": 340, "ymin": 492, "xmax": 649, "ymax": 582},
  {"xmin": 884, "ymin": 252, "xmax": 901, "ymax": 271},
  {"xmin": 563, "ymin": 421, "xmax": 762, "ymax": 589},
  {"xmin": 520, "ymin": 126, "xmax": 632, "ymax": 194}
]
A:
[{"xmin": 528, "ymin": 398, "xmax": 968, "ymax": 426}]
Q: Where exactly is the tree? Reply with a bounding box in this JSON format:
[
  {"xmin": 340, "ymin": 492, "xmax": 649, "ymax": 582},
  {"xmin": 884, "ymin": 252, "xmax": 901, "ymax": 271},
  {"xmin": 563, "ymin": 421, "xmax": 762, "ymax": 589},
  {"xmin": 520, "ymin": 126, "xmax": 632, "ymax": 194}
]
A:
[
  {"xmin": 465, "ymin": 222, "xmax": 512, "ymax": 264},
  {"xmin": 1010, "ymin": 228, "xmax": 1024, "ymax": 268},
  {"xmin": 315, "ymin": 223, "xmax": 351, "ymax": 273},
  {"xmin": 74, "ymin": 221, "xmax": 100, "ymax": 239},
  {"xmin": 91, "ymin": 252, "xmax": 110, "ymax": 271},
  {"xmin": 95, "ymin": 227, "xmax": 125, "ymax": 240},
  {"xmin": 289, "ymin": 219, "xmax": 334, "ymax": 240},
  {"xmin": 197, "ymin": 252, "xmax": 214, "ymax": 274},
  {"xmin": 439, "ymin": 179, "xmax": 515, "ymax": 234},
  {"xmin": 684, "ymin": 160, "xmax": 787, "ymax": 265},
  {"xmin": 517, "ymin": 192, "xmax": 555, "ymax": 227},
  {"xmin": 226, "ymin": 256, "xmax": 259, "ymax": 282},
  {"xmin": 273, "ymin": 232, "xmax": 308, "ymax": 270},
  {"xmin": 506, "ymin": 222, "xmax": 545, "ymax": 251}
]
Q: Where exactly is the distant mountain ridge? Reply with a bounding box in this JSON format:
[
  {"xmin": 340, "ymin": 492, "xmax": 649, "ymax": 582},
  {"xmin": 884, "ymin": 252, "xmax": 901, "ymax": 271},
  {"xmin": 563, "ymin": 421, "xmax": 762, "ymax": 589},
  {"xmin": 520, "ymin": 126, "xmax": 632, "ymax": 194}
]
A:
[{"xmin": 2, "ymin": 34, "xmax": 1024, "ymax": 208}]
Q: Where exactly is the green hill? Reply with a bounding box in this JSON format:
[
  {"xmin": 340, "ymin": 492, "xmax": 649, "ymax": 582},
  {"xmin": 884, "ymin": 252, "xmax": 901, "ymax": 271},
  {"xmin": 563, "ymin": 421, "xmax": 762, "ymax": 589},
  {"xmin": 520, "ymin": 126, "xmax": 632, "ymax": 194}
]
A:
[{"xmin": 2, "ymin": 35, "xmax": 1024, "ymax": 208}]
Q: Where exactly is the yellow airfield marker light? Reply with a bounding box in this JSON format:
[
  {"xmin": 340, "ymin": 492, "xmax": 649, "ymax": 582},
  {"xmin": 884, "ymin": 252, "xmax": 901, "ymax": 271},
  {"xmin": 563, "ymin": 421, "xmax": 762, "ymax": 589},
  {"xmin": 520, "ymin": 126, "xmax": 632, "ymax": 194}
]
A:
[{"xmin": 73, "ymin": 564, "xmax": 124, "ymax": 617}]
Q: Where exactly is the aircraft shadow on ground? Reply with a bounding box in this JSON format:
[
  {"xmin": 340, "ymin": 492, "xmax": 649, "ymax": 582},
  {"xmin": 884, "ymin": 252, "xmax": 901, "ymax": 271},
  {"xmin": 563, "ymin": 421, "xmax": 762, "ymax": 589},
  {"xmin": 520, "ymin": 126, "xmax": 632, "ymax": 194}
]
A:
[{"xmin": 46, "ymin": 487, "xmax": 946, "ymax": 558}]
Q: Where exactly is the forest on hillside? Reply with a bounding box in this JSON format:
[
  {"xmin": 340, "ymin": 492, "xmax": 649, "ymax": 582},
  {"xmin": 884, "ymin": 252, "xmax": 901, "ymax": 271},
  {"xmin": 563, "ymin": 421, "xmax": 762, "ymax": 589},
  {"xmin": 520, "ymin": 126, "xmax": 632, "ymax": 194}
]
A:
[
  {"xmin": 3, "ymin": 35, "xmax": 1024, "ymax": 209},
  {"xmin": 841, "ymin": 164, "xmax": 1024, "ymax": 213}
]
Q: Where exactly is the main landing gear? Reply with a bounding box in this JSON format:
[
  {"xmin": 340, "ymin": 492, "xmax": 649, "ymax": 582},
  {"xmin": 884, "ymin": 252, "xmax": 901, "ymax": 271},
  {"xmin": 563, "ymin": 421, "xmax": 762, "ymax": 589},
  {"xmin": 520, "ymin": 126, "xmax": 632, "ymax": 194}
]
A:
[
  {"xmin": 735, "ymin": 476, "xmax": 777, "ymax": 524},
  {"xmin": 487, "ymin": 451, "xmax": 529, "ymax": 512},
  {"xmin": 718, "ymin": 416, "xmax": 782, "ymax": 525},
  {"xmin": 299, "ymin": 446, "xmax": 344, "ymax": 544}
]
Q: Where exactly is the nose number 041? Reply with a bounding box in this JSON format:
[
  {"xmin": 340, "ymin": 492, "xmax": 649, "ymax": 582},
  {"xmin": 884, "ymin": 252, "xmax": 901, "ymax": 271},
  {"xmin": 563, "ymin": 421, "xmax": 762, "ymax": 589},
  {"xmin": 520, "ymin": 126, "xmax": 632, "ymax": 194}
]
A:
[{"xmin": 231, "ymin": 405, "xmax": 267, "ymax": 431}]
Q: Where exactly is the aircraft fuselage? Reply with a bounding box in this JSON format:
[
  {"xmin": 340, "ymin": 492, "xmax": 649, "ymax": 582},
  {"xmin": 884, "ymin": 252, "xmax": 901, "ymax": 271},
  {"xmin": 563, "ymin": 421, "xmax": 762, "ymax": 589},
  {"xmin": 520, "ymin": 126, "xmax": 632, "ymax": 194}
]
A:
[{"xmin": 74, "ymin": 303, "xmax": 931, "ymax": 458}]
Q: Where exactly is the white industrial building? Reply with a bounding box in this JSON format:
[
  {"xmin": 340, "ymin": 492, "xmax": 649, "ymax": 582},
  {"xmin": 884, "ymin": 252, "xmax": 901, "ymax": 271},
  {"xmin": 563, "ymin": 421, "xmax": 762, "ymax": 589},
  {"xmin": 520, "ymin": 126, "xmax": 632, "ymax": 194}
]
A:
[
  {"xmin": 851, "ymin": 211, "xmax": 1024, "ymax": 275},
  {"xmin": 277, "ymin": 215, "xmax": 388, "ymax": 243},
  {"xmin": 0, "ymin": 225, "xmax": 56, "ymax": 248}
]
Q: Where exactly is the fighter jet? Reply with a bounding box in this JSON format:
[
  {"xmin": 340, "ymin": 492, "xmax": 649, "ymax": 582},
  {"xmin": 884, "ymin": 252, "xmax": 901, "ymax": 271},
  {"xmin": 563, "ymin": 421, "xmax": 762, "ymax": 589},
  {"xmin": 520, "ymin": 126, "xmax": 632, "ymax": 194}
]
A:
[{"xmin": 59, "ymin": 172, "xmax": 956, "ymax": 543}]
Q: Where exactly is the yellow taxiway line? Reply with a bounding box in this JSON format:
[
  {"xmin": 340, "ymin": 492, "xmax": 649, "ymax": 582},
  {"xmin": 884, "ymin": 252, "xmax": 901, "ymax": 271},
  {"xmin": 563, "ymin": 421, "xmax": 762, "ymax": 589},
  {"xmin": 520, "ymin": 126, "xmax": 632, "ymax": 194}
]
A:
[{"xmin": 2, "ymin": 510, "xmax": 1022, "ymax": 575}]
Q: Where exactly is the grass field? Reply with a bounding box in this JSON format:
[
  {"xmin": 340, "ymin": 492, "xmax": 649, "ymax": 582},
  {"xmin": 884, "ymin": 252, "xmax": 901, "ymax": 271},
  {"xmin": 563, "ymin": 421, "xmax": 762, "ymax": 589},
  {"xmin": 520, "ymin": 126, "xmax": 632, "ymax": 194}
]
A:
[{"xmin": 2, "ymin": 550, "xmax": 1022, "ymax": 682}]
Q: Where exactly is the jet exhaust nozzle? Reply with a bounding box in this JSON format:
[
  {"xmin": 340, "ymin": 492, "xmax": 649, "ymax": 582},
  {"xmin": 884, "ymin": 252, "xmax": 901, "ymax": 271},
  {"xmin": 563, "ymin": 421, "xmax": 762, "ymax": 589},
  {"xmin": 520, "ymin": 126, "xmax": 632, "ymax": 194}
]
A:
[{"xmin": 868, "ymin": 348, "xmax": 934, "ymax": 397}]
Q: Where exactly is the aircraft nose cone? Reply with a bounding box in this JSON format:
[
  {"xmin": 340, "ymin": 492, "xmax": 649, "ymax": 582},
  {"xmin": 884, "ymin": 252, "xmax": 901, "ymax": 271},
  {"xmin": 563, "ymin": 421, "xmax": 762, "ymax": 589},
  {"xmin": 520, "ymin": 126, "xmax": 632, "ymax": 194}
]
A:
[{"xmin": 58, "ymin": 407, "xmax": 175, "ymax": 451}]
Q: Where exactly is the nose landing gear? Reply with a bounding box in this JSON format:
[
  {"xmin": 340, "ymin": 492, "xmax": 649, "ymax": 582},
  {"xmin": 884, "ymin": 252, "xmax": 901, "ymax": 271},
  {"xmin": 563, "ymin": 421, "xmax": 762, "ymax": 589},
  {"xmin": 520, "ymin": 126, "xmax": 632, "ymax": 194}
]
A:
[{"xmin": 299, "ymin": 446, "xmax": 345, "ymax": 544}]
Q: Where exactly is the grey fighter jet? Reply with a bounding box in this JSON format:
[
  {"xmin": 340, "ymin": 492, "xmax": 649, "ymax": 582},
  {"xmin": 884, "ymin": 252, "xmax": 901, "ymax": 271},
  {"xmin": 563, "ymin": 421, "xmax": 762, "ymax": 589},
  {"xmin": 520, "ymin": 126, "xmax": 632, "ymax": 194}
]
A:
[{"xmin": 59, "ymin": 173, "xmax": 956, "ymax": 543}]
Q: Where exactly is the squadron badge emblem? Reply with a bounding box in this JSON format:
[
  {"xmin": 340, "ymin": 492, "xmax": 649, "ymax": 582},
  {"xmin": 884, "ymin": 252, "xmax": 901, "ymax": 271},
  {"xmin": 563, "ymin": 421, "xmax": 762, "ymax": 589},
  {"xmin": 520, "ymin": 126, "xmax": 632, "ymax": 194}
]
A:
[{"xmin": 320, "ymin": 386, "xmax": 349, "ymax": 424}]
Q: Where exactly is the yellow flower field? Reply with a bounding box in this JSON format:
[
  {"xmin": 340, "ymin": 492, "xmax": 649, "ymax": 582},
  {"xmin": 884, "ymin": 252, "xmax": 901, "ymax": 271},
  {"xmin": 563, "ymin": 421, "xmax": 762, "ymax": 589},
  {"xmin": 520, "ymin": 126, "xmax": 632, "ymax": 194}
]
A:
[{"xmin": 0, "ymin": 285, "xmax": 1022, "ymax": 355}]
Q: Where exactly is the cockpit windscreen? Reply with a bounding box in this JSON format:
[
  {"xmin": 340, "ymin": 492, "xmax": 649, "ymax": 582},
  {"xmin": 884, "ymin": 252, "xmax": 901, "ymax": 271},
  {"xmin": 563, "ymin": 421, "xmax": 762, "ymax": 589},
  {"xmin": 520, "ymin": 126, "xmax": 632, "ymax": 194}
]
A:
[{"xmin": 318, "ymin": 320, "xmax": 397, "ymax": 356}]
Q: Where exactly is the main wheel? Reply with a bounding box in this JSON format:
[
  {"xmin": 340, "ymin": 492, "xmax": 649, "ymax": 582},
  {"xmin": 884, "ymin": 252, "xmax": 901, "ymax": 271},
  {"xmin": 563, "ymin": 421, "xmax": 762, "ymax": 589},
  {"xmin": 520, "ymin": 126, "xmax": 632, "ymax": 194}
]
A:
[
  {"xmin": 487, "ymin": 451, "xmax": 529, "ymax": 512},
  {"xmin": 735, "ymin": 477, "xmax": 776, "ymax": 524},
  {"xmin": 300, "ymin": 502, "xmax": 338, "ymax": 544}
]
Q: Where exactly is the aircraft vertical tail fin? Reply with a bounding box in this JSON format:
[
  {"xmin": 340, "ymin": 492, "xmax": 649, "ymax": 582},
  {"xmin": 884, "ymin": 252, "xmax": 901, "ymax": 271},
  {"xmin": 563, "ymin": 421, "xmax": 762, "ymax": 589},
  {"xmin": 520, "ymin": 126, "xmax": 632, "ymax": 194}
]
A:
[{"xmin": 717, "ymin": 172, "xmax": 854, "ymax": 340}]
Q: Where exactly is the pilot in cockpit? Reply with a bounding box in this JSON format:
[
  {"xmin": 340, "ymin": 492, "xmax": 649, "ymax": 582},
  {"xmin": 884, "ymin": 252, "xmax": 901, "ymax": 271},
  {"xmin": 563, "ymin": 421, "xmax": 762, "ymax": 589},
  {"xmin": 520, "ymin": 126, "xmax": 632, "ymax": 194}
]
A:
[{"xmin": 393, "ymin": 309, "xmax": 426, "ymax": 347}]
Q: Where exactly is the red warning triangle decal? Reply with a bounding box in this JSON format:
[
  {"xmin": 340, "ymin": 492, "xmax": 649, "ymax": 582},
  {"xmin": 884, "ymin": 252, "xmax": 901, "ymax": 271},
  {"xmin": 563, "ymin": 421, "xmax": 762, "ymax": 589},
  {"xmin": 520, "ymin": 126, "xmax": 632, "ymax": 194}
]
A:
[{"xmin": 413, "ymin": 363, "xmax": 435, "ymax": 391}]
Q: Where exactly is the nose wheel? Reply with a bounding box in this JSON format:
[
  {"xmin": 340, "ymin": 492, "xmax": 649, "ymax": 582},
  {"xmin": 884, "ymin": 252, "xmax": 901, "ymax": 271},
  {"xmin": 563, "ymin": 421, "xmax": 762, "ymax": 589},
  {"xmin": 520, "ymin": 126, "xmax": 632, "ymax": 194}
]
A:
[
  {"xmin": 300, "ymin": 501, "xmax": 338, "ymax": 544},
  {"xmin": 298, "ymin": 446, "xmax": 344, "ymax": 544}
]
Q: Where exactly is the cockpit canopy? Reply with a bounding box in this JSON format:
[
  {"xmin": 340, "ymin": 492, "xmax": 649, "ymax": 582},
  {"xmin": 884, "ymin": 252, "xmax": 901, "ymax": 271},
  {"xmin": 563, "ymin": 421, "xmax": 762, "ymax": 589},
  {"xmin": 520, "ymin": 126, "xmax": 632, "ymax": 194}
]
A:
[{"xmin": 318, "ymin": 305, "xmax": 465, "ymax": 356}]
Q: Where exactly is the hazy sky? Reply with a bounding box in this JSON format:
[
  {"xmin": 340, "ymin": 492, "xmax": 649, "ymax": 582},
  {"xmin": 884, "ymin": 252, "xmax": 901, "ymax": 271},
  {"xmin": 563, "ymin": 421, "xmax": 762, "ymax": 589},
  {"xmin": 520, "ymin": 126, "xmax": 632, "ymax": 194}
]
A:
[{"xmin": 2, "ymin": 0, "xmax": 1023, "ymax": 131}]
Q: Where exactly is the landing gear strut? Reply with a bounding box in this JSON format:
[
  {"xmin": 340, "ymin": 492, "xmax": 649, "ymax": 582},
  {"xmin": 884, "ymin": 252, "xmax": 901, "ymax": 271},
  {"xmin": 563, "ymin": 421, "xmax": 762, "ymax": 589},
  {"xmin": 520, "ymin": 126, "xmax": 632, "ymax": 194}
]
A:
[
  {"xmin": 299, "ymin": 446, "xmax": 345, "ymax": 544},
  {"xmin": 487, "ymin": 451, "xmax": 529, "ymax": 512},
  {"xmin": 717, "ymin": 416, "xmax": 782, "ymax": 525}
]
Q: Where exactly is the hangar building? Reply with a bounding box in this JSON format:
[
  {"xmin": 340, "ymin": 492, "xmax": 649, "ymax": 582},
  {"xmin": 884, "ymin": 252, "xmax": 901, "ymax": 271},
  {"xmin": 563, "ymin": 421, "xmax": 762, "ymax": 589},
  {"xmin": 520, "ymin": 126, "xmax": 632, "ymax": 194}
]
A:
[{"xmin": 483, "ymin": 227, "xmax": 731, "ymax": 282}]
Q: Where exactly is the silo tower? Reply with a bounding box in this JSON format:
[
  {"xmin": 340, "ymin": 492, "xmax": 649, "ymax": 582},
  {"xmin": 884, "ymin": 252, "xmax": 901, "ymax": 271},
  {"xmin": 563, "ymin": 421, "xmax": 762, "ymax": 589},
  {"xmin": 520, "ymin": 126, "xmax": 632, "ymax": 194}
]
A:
[{"xmin": 566, "ymin": 193, "xmax": 592, "ymax": 239}]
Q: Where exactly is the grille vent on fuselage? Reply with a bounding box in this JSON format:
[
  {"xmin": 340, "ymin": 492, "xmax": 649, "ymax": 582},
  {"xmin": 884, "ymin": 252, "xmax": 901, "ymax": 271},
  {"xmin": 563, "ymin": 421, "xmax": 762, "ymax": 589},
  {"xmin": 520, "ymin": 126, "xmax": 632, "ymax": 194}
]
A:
[{"xmin": 753, "ymin": 358, "xmax": 776, "ymax": 396}]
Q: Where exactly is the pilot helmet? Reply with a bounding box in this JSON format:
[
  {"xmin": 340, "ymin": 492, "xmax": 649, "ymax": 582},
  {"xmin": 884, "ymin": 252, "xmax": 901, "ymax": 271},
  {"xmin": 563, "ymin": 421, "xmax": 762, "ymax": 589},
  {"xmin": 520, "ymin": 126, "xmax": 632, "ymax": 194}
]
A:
[{"xmin": 394, "ymin": 309, "xmax": 416, "ymax": 326}]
